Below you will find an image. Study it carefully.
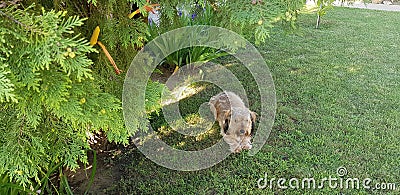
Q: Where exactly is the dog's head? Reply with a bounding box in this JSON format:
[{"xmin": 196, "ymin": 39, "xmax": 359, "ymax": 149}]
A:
[
  {"xmin": 224, "ymin": 108, "xmax": 256, "ymax": 137},
  {"xmin": 223, "ymin": 131, "xmax": 253, "ymax": 153}
]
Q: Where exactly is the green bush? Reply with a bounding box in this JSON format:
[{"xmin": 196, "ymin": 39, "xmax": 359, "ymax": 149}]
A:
[
  {"xmin": 0, "ymin": 4, "xmax": 127, "ymax": 190},
  {"xmin": 149, "ymin": 0, "xmax": 305, "ymax": 67},
  {"xmin": 215, "ymin": 0, "xmax": 305, "ymax": 44},
  {"xmin": 147, "ymin": 2, "xmax": 225, "ymax": 68}
]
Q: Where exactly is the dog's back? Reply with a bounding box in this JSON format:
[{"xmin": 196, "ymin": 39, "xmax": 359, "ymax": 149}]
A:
[
  {"xmin": 209, "ymin": 91, "xmax": 245, "ymax": 112},
  {"xmin": 209, "ymin": 91, "xmax": 242, "ymax": 134}
]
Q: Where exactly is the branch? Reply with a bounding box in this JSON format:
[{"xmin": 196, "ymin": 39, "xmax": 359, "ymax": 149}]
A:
[
  {"xmin": 0, "ymin": 0, "xmax": 22, "ymax": 9},
  {"xmin": 0, "ymin": 10, "xmax": 47, "ymax": 35}
]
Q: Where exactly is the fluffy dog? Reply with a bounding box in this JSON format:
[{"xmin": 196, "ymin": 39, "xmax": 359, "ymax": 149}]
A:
[{"xmin": 209, "ymin": 91, "xmax": 256, "ymax": 153}]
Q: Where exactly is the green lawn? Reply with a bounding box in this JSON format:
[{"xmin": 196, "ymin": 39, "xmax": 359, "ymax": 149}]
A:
[{"xmin": 106, "ymin": 7, "xmax": 400, "ymax": 194}]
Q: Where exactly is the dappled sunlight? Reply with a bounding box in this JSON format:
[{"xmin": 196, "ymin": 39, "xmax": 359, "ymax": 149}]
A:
[
  {"xmin": 161, "ymin": 83, "xmax": 206, "ymax": 106},
  {"xmin": 347, "ymin": 66, "xmax": 361, "ymax": 73},
  {"xmin": 133, "ymin": 130, "xmax": 160, "ymax": 146},
  {"xmin": 185, "ymin": 113, "xmax": 208, "ymax": 125},
  {"xmin": 224, "ymin": 63, "xmax": 235, "ymax": 68},
  {"xmin": 176, "ymin": 141, "xmax": 186, "ymax": 147},
  {"xmin": 151, "ymin": 112, "xmax": 219, "ymax": 148},
  {"xmin": 194, "ymin": 126, "xmax": 218, "ymax": 142},
  {"xmin": 303, "ymin": 0, "xmax": 319, "ymax": 13},
  {"xmin": 166, "ymin": 111, "xmax": 215, "ymax": 136},
  {"xmin": 157, "ymin": 125, "xmax": 174, "ymax": 137},
  {"xmin": 290, "ymin": 68, "xmax": 306, "ymax": 75}
]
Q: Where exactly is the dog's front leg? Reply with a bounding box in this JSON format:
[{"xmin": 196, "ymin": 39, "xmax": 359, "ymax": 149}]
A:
[{"xmin": 223, "ymin": 134, "xmax": 241, "ymax": 153}]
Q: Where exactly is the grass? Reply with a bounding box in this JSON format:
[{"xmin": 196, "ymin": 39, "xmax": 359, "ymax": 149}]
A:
[{"xmin": 105, "ymin": 7, "xmax": 400, "ymax": 194}]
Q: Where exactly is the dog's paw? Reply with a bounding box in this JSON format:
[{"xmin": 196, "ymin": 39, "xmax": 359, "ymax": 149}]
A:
[
  {"xmin": 234, "ymin": 147, "xmax": 242, "ymax": 153},
  {"xmin": 241, "ymin": 143, "xmax": 252, "ymax": 150},
  {"xmin": 240, "ymin": 136, "xmax": 252, "ymax": 150}
]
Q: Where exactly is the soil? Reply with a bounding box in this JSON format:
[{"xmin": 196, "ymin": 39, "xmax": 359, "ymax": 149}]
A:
[{"xmin": 65, "ymin": 134, "xmax": 126, "ymax": 194}]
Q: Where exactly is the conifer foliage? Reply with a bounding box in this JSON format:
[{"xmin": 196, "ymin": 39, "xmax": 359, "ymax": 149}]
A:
[{"xmin": 0, "ymin": 4, "xmax": 126, "ymax": 189}]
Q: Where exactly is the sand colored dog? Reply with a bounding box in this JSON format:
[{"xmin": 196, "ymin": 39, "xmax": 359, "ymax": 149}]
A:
[{"xmin": 209, "ymin": 91, "xmax": 256, "ymax": 153}]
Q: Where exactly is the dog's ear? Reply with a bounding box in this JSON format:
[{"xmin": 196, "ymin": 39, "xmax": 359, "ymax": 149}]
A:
[
  {"xmin": 250, "ymin": 111, "xmax": 257, "ymax": 135},
  {"xmin": 224, "ymin": 109, "xmax": 231, "ymax": 119},
  {"xmin": 223, "ymin": 119, "xmax": 229, "ymax": 134},
  {"xmin": 223, "ymin": 110, "xmax": 231, "ymax": 134},
  {"xmin": 250, "ymin": 111, "xmax": 257, "ymax": 122}
]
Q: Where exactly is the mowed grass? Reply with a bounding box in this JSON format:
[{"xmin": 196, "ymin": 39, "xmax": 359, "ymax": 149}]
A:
[{"xmin": 107, "ymin": 7, "xmax": 400, "ymax": 194}]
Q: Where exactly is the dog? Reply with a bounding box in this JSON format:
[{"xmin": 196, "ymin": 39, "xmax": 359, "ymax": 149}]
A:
[{"xmin": 209, "ymin": 91, "xmax": 256, "ymax": 153}]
